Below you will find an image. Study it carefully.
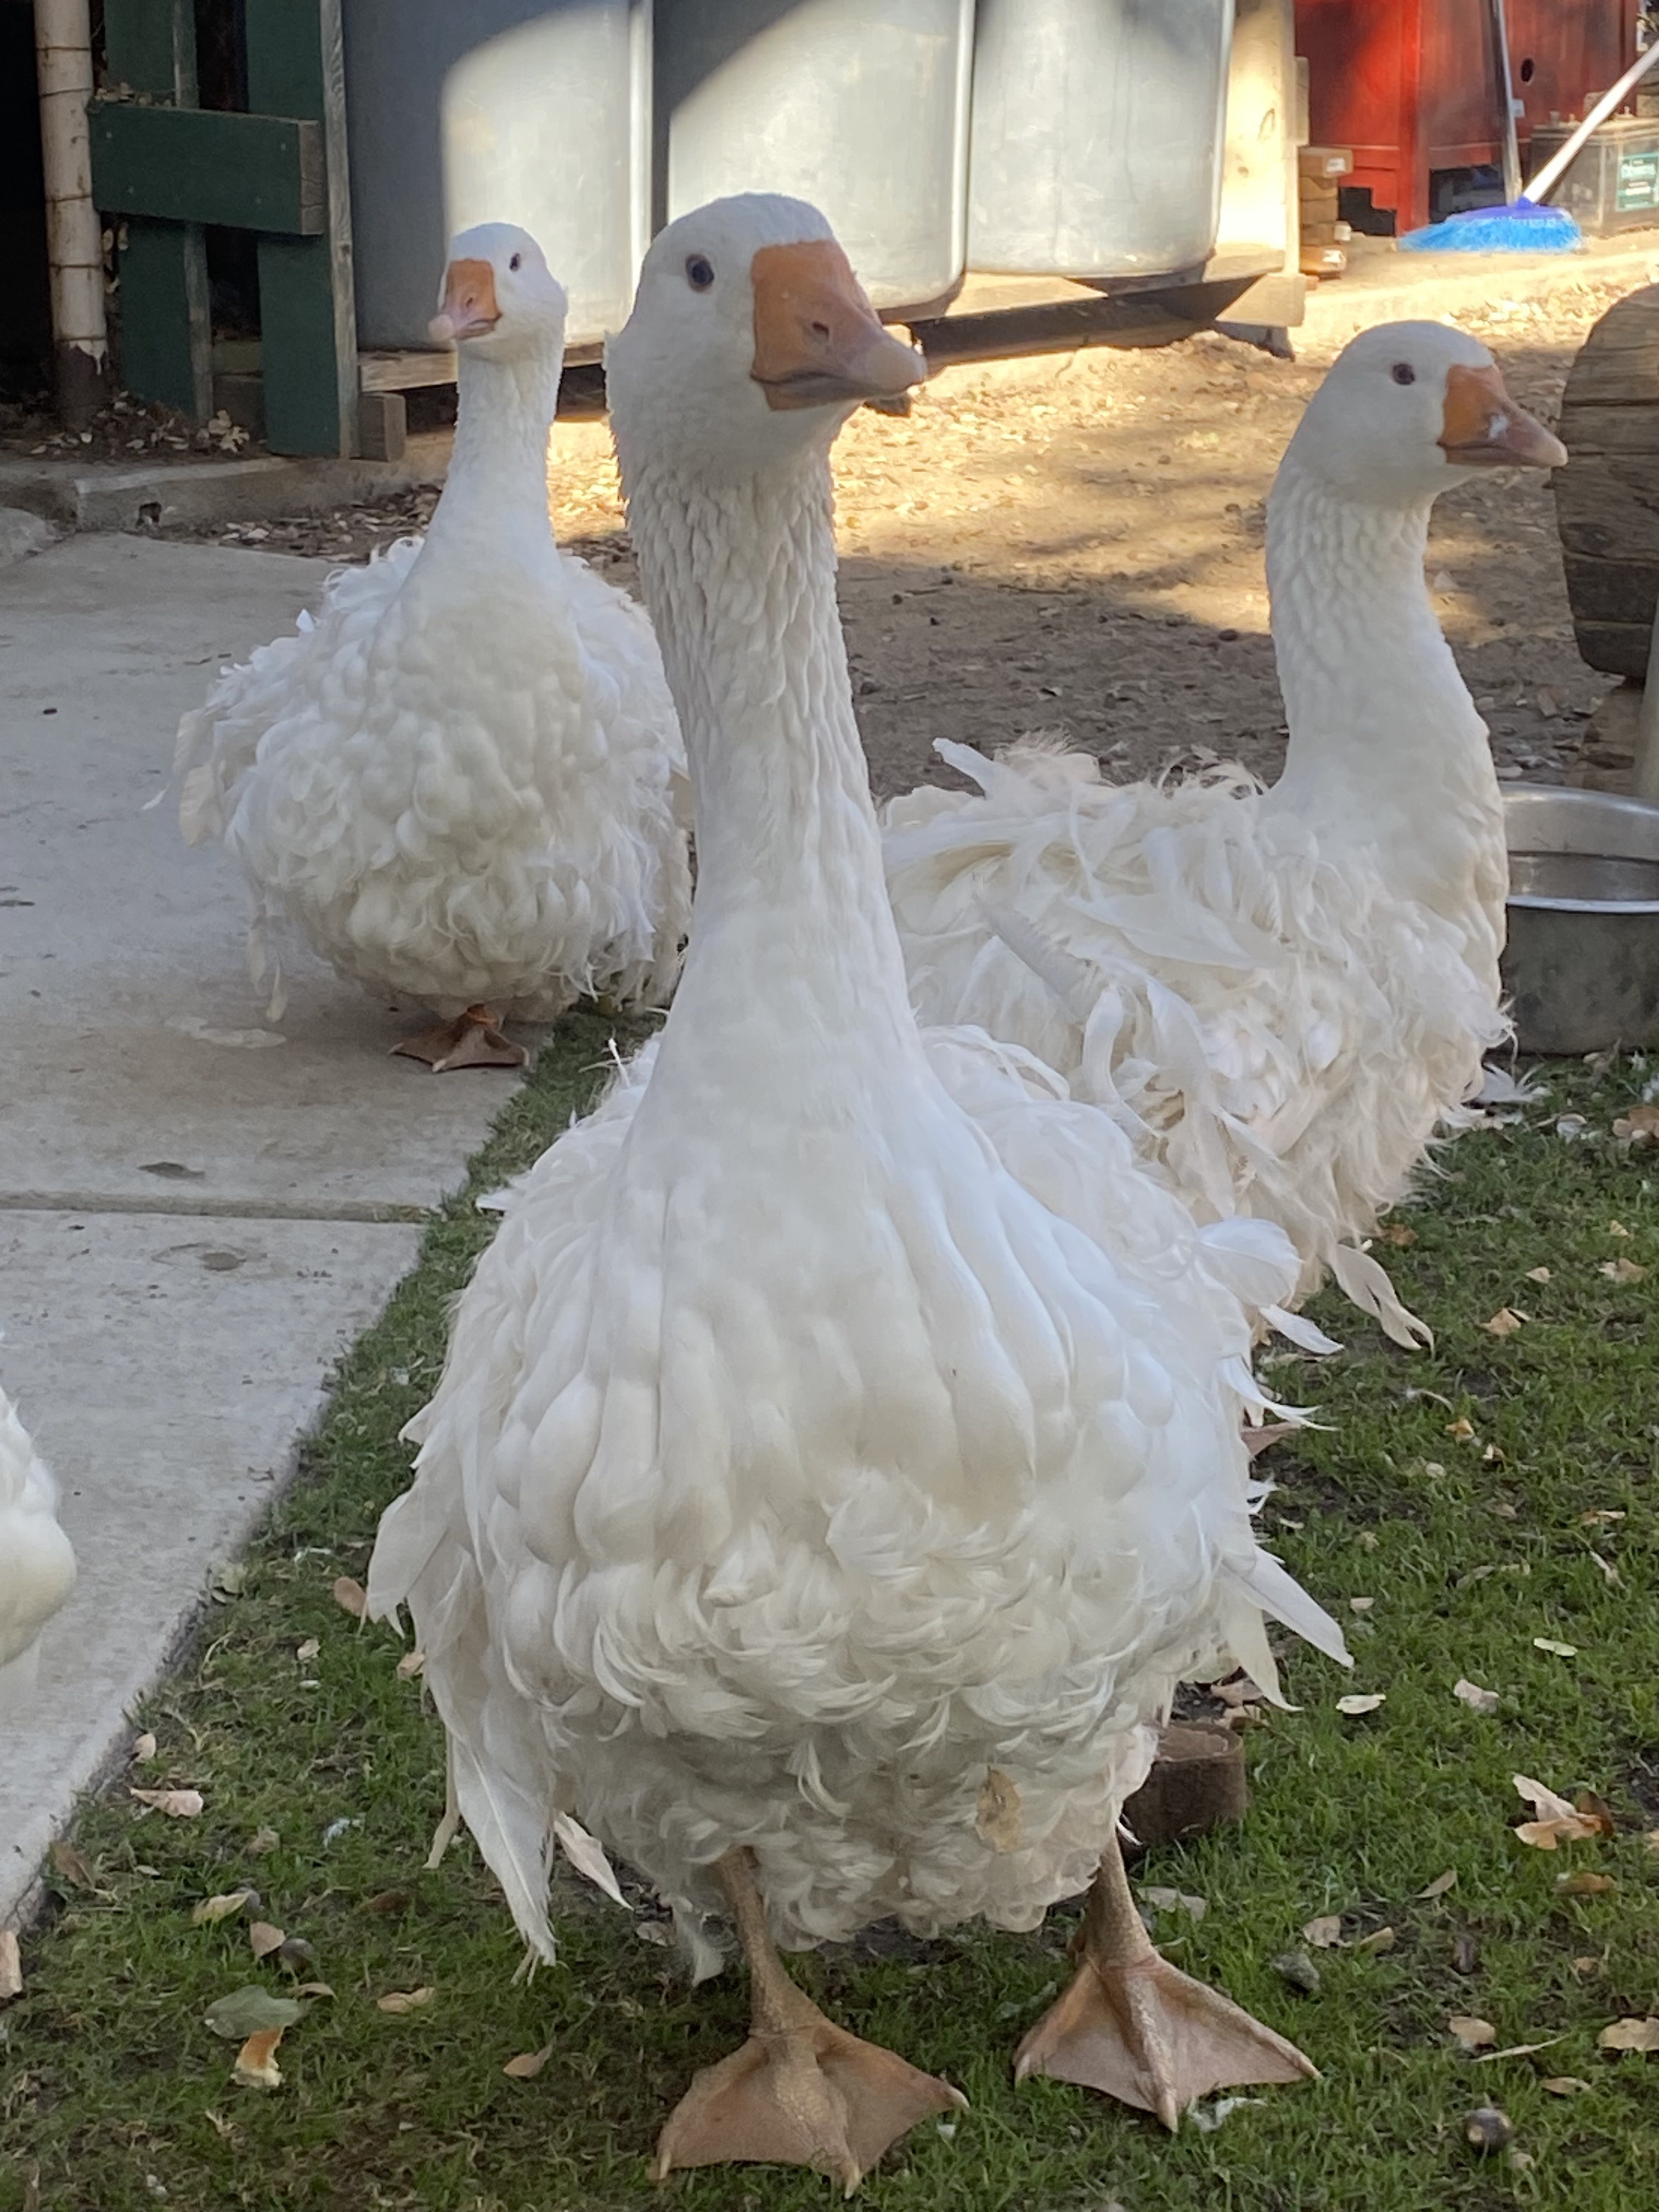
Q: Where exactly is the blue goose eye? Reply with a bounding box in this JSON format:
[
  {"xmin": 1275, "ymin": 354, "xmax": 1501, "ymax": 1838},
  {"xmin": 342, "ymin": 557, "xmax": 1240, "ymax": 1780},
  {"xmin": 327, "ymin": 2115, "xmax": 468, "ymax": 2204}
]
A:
[{"xmin": 686, "ymin": 254, "xmax": 715, "ymax": 292}]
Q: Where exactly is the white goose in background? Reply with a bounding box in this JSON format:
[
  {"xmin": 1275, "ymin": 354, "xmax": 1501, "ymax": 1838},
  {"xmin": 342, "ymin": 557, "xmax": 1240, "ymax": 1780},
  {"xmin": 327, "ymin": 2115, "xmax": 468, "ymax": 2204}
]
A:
[
  {"xmin": 369, "ymin": 195, "xmax": 1348, "ymax": 2191},
  {"xmin": 884, "ymin": 325, "xmax": 1565, "ymax": 1346},
  {"xmin": 176, "ymin": 224, "xmax": 690, "ymax": 1070},
  {"xmin": 0, "ymin": 1368, "xmax": 76, "ymax": 1712}
]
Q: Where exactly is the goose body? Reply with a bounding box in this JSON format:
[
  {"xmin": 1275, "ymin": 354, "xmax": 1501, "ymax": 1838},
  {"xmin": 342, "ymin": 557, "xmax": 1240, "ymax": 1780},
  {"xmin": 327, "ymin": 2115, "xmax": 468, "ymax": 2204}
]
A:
[
  {"xmin": 177, "ymin": 226, "xmax": 689, "ymax": 1051},
  {"xmin": 884, "ymin": 327, "xmax": 1564, "ymax": 1344},
  {"xmin": 370, "ymin": 196, "xmax": 1345, "ymax": 2183},
  {"xmin": 0, "ymin": 1376, "xmax": 76, "ymax": 1711}
]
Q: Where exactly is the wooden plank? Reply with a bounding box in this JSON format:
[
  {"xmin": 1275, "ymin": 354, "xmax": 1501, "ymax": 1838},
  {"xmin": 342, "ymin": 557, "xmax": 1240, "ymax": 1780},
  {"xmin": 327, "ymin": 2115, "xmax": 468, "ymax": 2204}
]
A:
[
  {"xmin": 1567, "ymin": 615, "xmax": 1653, "ymax": 682},
  {"xmin": 91, "ymin": 105, "xmax": 325, "ymax": 234},
  {"xmin": 116, "ymin": 219, "xmax": 211, "ymax": 417},
  {"xmin": 104, "ymin": 0, "xmax": 198, "ymax": 100},
  {"xmin": 101, "ymin": 0, "xmax": 212, "ymax": 421},
  {"xmin": 246, "ymin": 0, "xmax": 357, "ymax": 457}
]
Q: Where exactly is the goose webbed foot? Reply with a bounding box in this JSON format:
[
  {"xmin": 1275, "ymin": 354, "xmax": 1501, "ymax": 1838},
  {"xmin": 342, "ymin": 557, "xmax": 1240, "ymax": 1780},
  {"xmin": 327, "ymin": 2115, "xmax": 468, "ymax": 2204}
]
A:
[
  {"xmin": 1013, "ymin": 1833, "xmax": 1315, "ymax": 2129},
  {"xmin": 391, "ymin": 1004, "xmax": 526, "ymax": 1072},
  {"xmin": 653, "ymin": 1848, "xmax": 965, "ymax": 2195}
]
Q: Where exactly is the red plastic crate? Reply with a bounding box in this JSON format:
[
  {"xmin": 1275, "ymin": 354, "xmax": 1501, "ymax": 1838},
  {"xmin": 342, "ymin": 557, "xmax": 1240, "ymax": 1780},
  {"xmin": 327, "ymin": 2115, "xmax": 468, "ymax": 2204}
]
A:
[{"xmin": 1294, "ymin": 0, "xmax": 1635, "ymax": 233}]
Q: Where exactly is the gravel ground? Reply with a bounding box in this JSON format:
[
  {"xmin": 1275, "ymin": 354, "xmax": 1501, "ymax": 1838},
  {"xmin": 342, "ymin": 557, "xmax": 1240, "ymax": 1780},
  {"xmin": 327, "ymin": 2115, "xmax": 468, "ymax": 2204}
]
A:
[{"xmin": 184, "ymin": 275, "xmax": 1633, "ymax": 803}]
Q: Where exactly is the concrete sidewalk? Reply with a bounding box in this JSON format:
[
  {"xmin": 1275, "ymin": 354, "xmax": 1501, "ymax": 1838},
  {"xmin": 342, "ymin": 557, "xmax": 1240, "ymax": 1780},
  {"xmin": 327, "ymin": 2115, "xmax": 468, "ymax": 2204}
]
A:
[{"xmin": 0, "ymin": 535, "xmax": 511, "ymax": 1926}]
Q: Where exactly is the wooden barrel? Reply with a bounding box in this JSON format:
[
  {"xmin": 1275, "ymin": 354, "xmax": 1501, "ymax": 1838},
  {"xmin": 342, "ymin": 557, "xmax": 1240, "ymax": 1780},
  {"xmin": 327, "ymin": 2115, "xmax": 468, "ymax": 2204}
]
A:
[{"xmin": 1555, "ymin": 283, "xmax": 1659, "ymax": 681}]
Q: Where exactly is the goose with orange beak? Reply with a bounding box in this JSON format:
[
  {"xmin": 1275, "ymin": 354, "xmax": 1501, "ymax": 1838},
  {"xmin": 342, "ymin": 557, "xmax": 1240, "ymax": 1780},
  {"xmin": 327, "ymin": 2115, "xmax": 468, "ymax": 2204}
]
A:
[
  {"xmin": 368, "ymin": 194, "xmax": 1348, "ymax": 2193},
  {"xmin": 884, "ymin": 321, "xmax": 1566, "ymax": 1356},
  {"xmin": 176, "ymin": 222, "xmax": 690, "ymax": 1069}
]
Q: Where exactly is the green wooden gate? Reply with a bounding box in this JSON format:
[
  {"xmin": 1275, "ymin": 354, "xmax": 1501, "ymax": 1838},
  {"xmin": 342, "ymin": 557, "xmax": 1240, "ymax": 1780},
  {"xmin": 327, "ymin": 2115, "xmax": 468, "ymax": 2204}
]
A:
[{"xmin": 91, "ymin": 0, "xmax": 359, "ymax": 456}]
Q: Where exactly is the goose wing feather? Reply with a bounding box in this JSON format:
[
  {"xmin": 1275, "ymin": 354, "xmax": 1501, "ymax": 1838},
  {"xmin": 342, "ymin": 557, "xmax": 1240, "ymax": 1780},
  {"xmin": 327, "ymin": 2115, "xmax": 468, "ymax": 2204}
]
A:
[{"xmin": 885, "ymin": 739, "xmax": 1508, "ymax": 1341}]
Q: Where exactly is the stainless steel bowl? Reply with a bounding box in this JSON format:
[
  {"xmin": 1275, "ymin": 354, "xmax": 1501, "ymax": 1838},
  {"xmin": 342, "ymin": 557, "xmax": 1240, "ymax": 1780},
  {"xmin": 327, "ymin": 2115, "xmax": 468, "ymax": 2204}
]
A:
[{"xmin": 1503, "ymin": 786, "xmax": 1659, "ymax": 1053}]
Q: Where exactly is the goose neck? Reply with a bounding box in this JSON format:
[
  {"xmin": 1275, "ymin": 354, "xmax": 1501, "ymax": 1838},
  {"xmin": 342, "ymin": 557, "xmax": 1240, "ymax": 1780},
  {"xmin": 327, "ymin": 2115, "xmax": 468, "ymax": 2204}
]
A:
[
  {"xmin": 425, "ymin": 347, "xmax": 559, "ymax": 551},
  {"xmin": 1265, "ymin": 465, "xmax": 1492, "ymax": 825},
  {"xmin": 623, "ymin": 448, "xmax": 917, "ymax": 1039}
]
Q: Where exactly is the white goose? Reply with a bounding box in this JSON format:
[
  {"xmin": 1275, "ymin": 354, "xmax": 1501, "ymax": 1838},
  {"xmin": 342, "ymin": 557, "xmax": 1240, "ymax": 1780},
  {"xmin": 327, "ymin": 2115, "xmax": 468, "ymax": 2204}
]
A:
[
  {"xmin": 884, "ymin": 325, "xmax": 1565, "ymax": 1345},
  {"xmin": 177, "ymin": 224, "xmax": 690, "ymax": 1069},
  {"xmin": 1, "ymin": 1371, "xmax": 76, "ymax": 1712},
  {"xmin": 369, "ymin": 195, "xmax": 1347, "ymax": 2190}
]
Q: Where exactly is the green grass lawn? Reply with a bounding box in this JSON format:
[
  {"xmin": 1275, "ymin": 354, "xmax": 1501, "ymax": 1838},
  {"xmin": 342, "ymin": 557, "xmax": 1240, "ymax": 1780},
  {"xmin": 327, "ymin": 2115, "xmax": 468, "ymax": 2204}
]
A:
[{"xmin": 3, "ymin": 1018, "xmax": 1656, "ymax": 2212}]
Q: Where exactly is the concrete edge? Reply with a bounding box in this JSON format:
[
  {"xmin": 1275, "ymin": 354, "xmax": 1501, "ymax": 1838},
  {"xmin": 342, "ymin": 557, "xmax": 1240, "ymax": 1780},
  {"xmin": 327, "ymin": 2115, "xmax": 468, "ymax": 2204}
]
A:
[{"xmin": 0, "ymin": 433, "xmax": 454, "ymax": 536}]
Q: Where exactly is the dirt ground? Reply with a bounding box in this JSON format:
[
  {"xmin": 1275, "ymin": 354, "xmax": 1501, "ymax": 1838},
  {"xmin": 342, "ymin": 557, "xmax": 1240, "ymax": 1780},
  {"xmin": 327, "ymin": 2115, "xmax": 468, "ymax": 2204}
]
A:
[{"xmin": 197, "ymin": 273, "xmax": 1636, "ymax": 804}]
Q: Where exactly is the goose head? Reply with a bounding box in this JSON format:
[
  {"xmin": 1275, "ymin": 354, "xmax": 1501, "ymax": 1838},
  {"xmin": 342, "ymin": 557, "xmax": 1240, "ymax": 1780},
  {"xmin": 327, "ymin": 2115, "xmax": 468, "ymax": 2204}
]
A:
[
  {"xmin": 1285, "ymin": 321, "xmax": 1566, "ymax": 506},
  {"xmin": 429, "ymin": 223, "xmax": 567, "ymax": 360},
  {"xmin": 605, "ymin": 194, "xmax": 925, "ymax": 481}
]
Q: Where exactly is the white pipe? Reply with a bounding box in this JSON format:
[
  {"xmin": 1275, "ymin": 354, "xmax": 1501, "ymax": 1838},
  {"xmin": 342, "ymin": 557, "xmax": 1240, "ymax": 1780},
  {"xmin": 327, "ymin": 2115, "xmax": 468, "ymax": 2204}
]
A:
[
  {"xmin": 33, "ymin": 0, "xmax": 108, "ymax": 420},
  {"xmin": 1525, "ymin": 38, "xmax": 1659, "ymax": 204}
]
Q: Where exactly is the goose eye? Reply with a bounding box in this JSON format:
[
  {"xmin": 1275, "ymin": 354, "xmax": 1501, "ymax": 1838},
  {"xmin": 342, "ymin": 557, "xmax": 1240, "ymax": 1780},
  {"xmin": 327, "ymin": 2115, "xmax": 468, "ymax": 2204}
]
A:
[
  {"xmin": 509, "ymin": 253, "xmax": 522, "ymax": 272},
  {"xmin": 1391, "ymin": 362, "xmax": 1416, "ymax": 386},
  {"xmin": 685, "ymin": 254, "xmax": 715, "ymax": 292}
]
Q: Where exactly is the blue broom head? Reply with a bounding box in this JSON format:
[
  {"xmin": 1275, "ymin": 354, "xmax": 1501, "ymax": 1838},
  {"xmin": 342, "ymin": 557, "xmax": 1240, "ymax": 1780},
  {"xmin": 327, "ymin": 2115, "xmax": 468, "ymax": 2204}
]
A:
[{"xmin": 1398, "ymin": 198, "xmax": 1584, "ymax": 253}]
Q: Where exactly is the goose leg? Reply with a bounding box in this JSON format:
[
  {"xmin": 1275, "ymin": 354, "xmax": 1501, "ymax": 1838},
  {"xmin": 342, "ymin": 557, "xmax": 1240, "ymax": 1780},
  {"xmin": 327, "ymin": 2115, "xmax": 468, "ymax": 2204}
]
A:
[
  {"xmin": 1013, "ymin": 1831, "xmax": 1315, "ymax": 2129},
  {"xmin": 653, "ymin": 1848, "xmax": 965, "ymax": 2195},
  {"xmin": 391, "ymin": 1005, "xmax": 527, "ymax": 1072}
]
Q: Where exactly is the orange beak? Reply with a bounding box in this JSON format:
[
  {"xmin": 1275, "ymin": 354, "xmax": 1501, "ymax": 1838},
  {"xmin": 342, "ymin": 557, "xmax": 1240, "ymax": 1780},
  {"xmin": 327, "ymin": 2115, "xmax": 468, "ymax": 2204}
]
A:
[
  {"xmin": 430, "ymin": 258, "xmax": 500, "ymax": 346},
  {"xmin": 750, "ymin": 240, "xmax": 924, "ymax": 414},
  {"xmin": 1439, "ymin": 363, "xmax": 1566, "ymax": 469}
]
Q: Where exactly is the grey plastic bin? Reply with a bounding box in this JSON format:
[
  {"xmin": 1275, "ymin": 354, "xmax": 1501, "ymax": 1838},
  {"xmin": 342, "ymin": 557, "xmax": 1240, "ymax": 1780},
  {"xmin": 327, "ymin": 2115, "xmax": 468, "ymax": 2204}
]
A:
[
  {"xmin": 967, "ymin": 0, "xmax": 1234, "ymax": 279},
  {"xmin": 342, "ymin": 0, "xmax": 650, "ymax": 353},
  {"xmin": 656, "ymin": 0, "xmax": 974, "ymax": 311}
]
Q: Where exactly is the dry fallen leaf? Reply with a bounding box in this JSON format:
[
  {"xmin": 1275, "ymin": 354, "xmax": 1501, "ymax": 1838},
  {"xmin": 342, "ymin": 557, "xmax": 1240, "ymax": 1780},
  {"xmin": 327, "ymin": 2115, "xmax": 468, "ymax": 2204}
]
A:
[
  {"xmin": 375, "ymin": 1987, "xmax": 435, "ymax": 2015},
  {"xmin": 395, "ymin": 1648, "xmax": 426, "ymax": 1680},
  {"xmin": 294, "ymin": 1980, "xmax": 335, "ymax": 1998},
  {"xmin": 1336, "ymin": 1692, "xmax": 1386, "ymax": 1716},
  {"xmin": 1587, "ymin": 1548, "xmax": 1623, "ymax": 1589},
  {"xmin": 1303, "ymin": 1914, "xmax": 1345, "ymax": 1949},
  {"xmin": 192, "ymin": 1891, "xmax": 255, "ymax": 1927},
  {"xmin": 1446, "ymin": 1417, "xmax": 1476, "ymax": 1441},
  {"xmin": 1612, "ymin": 1104, "xmax": 1659, "ymax": 1144},
  {"xmin": 1513, "ymin": 1774, "xmax": 1613, "ymax": 1849},
  {"xmin": 248, "ymin": 1922, "xmax": 286, "ymax": 1960},
  {"xmin": 1647, "ymin": 1830, "xmax": 1659, "ymax": 1857},
  {"xmin": 975, "ymin": 1768, "xmax": 1023, "ymax": 1853},
  {"xmin": 1532, "ymin": 1638, "xmax": 1579, "ymax": 1658},
  {"xmin": 130, "ymin": 1788, "xmax": 205, "ymax": 1819},
  {"xmin": 1141, "ymin": 1887, "xmax": 1208, "ymax": 1922},
  {"xmin": 1598, "ymin": 2017, "xmax": 1659, "ymax": 2053},
  {"xmin": 1380, "ymin": 1223, "xmax": 1416, "ymax": 1248},
  {"xmin": 1609, "ymin": 1220, "xmax": 1630, "ymax": 1237},
  {"xmin": 1455, "ymin": 1678, "xmax": 1502, "ymax": 1716},
  {"xmin": 1418, "ymin": 1869, "xmax": 1458, "ymax": 1900},
  {"xmin": 1355, "ymin": 1925, "xmax": 1397, "ymax": 1954},
  {"xmin": 503, "ymin": 2044, "xmax": 554, "ymax": 2080},
  {"xmin": 204, "ymin": 1988, "xmax": 303, "ymax": 2039},
  {"xmin": 1598, "ymin": 1257, "xmax": 1647, "ymax": 1284},
  {"xmin": 295, "ymin": 1639, "xmax": 320, "ymax": 1663},
  {"xmin": 1481, "ymin": 1308, "xmax": 1526, "ymax": 1337},
  {"xmin": 1349, "ymin": 1597, "xmax": 1375, "ymax": 1613},
  {"xmin": 1450, "ymin": 2016, "xmax": 1497, "ymax": 2051},
  {"xmin": 233, "ymin": 2025, "xmax": 285, "ymax": 2090},
  {"xmin": 1556, "ymin": 1871, "xmax": 1616, "ymax": 1897},
  {"xmin": 1541, "ymin": 2076, "xmax": 1593, "ymax": 2096},
  {"xmin": 48, "ymin": 1839, "xmax": 98, "ymax": 1891},
  {"xmin": 1524, "ymin": 1265, "xmax": 1552, "ymax": 1284},
  {"xmin": 247, "ymin": 1825, "xmax": 279, "ymax": 1857},
  {"xmin": 131, "ymin": 1732, "xmax": 157, "ymax": 1764},
  {"xmin": 0, "ymin": 1931, "xmax": 21, "ymax": 2002},
  {"xmin": 331, "ymin": 1576, "xmax": 367, "ymax": 1618}
]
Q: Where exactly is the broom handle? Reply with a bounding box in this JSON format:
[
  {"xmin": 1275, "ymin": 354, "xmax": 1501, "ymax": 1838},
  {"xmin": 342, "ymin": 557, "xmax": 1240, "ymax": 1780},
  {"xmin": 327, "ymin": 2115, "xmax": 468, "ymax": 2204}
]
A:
[
  {"xmin": 1525, "ymin": 37, "xmax": 1659, "ymax": 203},
  {"xmin": 1487, "ymin": 0, "xmax": 1522, "ymax": 203}
]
